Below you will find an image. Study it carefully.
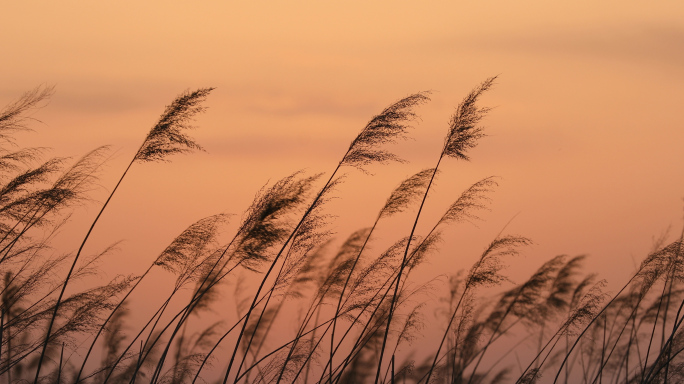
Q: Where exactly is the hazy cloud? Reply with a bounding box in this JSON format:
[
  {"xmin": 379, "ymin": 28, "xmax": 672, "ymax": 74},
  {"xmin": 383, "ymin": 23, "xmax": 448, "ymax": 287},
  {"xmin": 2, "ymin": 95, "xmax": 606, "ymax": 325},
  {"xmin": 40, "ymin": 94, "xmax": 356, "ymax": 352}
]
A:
[
  {"xmin": 435, "ymin": 22, "xmax": 684, "ymax": 68},
  {"xmin": 225, "ymin": 89, "xmax": 379, "ymax": 119}
]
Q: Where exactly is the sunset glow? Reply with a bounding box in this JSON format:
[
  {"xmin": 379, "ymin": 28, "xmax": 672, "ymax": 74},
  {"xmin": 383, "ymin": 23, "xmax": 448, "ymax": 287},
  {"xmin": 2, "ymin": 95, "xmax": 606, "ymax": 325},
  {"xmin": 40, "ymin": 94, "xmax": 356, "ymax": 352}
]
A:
[{"xmin": 2, "ymin": 2, "xmax": 684, "ymax": 383}]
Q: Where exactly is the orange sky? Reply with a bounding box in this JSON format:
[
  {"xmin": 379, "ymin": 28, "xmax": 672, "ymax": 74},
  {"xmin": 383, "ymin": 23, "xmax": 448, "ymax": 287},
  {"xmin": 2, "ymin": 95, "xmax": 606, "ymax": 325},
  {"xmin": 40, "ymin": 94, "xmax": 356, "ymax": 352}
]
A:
[{"xmin": 2, "ymin": 2, "xmax": 684, "ymax": 368}]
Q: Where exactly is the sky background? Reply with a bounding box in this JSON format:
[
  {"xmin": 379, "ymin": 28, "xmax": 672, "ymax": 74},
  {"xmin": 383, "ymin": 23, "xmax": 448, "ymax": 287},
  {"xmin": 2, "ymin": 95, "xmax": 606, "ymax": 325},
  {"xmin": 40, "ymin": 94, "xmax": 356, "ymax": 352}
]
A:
[{"xmin": 1, "ymin": 1, "xmax": 684, "ymax": 375}]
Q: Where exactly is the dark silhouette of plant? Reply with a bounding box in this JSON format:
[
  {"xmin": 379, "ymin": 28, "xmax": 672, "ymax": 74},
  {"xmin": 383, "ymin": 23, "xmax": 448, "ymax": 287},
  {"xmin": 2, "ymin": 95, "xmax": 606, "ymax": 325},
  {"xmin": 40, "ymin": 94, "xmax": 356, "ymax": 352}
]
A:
[
  {"xmin": 0, "ymin": 82, "xmax": 680, "ymax": 384},
  {"xmin": 222, "ymin": 91, "xmax": 430, "ymax": 384}
]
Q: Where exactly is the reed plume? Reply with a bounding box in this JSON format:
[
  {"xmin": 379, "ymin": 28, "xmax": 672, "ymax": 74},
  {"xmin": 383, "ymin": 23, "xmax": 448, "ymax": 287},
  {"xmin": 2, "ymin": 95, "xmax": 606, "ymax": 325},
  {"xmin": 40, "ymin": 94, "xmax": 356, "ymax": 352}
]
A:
[
  {"xmin": 0, "ymin": 85, "xmax": 54, "ymax": 142},
  {"xmin": 133, "ymin": 88, "xmax": 213, "ymax": 163},
  {"xmin": 342, "ymin": 92, "xmax": 430, "ymax": 171}
]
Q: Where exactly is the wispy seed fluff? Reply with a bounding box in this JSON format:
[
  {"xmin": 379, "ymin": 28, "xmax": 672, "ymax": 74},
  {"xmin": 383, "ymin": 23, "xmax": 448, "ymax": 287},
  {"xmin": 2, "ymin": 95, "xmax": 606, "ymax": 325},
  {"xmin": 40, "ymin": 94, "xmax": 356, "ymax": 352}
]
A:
[{"xmin": 135, "ymin": 88, "xmax": 214, "ymax": 163}]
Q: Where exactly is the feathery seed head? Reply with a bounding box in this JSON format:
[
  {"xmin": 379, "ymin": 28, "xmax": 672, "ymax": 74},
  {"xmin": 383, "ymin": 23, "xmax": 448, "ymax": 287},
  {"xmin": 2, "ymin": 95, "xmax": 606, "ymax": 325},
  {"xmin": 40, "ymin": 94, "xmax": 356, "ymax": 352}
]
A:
[
  {"xmin": 379, "ymin": 168, "xmax": 436, "ymax": 219},
  {"xmin": 443, "ymin": 77, "xmax": 496, "ymax": 160},
  {"xmin": 236, "ymin": 172, "xmax": 322, "ymax": 272},
  {"xmin": 315, "ymin": 228, "xmax": 372, "ymax": 299},
  {"xmin": 342, "ymin": 92, "xmax": 430, "ymax": 171},
  {"xmin": 154, "ymin": 214, "xmax": 227, "ymax": 278},
  {"xmin": 437, "ymin": 176, "xmax": 498, "ymax": 228},
  {"xmin": 544, "ymin": 255, "xmax": 587, "ymax": 315},
  {"xmin": 467, "ymin": 235, "xmax": 531, "ymax": 289},
  {"xmin": 0, "ymin": 85, "xmax": 54, "ymax": 143},
  {"xmin": 563, "ymin": 279, "xmax": 607, "ymax": 336},
  {"xmin": 134, "ymin": 88, "xmax": 214, "ymax": 162}
]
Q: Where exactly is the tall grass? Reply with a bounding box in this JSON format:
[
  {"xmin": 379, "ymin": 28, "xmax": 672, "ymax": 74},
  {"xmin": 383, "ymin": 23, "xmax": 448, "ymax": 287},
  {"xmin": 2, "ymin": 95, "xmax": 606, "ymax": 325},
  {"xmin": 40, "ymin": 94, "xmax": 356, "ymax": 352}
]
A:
[{"xmin": 0, "ymin": 82, "xmax": 681, "ymax": 383}]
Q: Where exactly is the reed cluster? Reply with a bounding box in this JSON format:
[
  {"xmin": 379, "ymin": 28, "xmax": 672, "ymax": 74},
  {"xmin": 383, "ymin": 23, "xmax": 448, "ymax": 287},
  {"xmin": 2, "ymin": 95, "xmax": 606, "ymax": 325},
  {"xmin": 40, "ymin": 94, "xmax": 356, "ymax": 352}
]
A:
[{"xmin": 0, "ymin": 81, "xmax": 681, "ymax": 384}]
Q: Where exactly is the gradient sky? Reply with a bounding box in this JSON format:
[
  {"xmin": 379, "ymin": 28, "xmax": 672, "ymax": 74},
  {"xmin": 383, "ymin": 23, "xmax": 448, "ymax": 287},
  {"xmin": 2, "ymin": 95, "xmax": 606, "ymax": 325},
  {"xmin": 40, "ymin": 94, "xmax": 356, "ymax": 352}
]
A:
[{"xmin": 2, "ymin": 0, "xmax": 684, "ymax": 338}]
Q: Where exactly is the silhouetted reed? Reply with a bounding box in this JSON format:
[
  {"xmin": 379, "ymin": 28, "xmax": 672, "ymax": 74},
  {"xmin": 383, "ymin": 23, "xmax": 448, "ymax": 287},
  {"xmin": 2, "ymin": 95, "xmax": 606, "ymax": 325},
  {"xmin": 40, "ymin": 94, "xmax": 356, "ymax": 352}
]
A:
[{"xmin": 0, "ymin": 81, "xmax": 681, "ymax": 384}]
